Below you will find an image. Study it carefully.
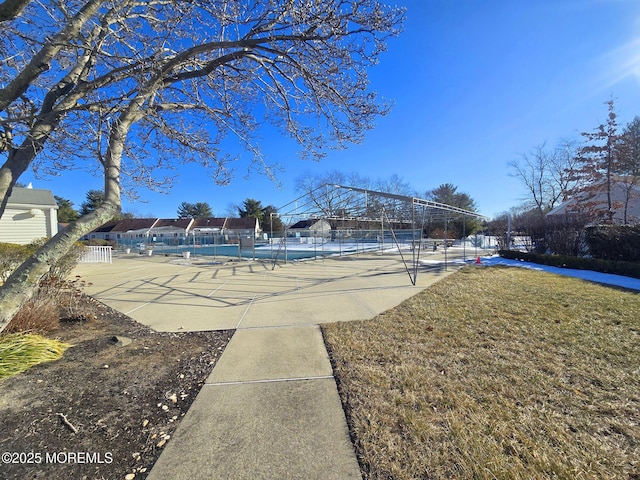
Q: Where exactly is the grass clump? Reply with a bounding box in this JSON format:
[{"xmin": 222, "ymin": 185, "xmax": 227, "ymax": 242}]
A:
[
  {"xmin": 323, "ymin": 265, "xmax": 640, "ymax": 480},
  {"xmin": 4, "ymin": 276, "xmax": 96, "ymax": 335},
  {"xmin": 0, "ymin": 333, "xmax": 70, "ymax": 381},
  {"xmin": 3, "ymin": 239, "xmax": 93, "ymax": 335}
]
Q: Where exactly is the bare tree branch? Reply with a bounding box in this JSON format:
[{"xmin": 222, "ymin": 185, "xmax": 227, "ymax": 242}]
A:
[
  {"xmin": 0, "ymin": 0, "xmax": 109, "ymax": 112},
  {"xmin": 509, "ymin": 140, "xmax": 578, "ymax": 216},
  {"xmin": 0, "ymin": 0, "xmax": 406, "ymax": 329}
]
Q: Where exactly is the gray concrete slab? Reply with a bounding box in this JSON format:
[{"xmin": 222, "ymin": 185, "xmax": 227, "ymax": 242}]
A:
[
  {"xmin": 74, "ymin": 253, "xmax": 460, "ymax": 332},
  {"xmin": 146, "ymin": 379, "xmax": 362, "ymax": 480},
  {"xmin": 208, "ymin": 326, "xmax": 333, "ymax": 384},
  {"xmin": 126, "ymin": 302, "xmax": 243, "ymax": 331}
]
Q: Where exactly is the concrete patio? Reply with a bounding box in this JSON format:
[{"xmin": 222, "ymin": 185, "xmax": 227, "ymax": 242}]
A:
[{"xmin": 73, "ymin": 251, "xmax": 462, "ymax": 479}]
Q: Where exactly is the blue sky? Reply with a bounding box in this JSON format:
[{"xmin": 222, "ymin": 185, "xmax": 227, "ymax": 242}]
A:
[{"xmin": 21, "ymin": 0, "xmax": 640, "ymax": 219}]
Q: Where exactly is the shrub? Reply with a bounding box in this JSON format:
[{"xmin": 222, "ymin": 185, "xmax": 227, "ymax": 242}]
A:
[
  {"xmin": 0, "ymin": 243, "xmax": 30, "ymax": 283},
  {"xmin": 42, "ymin": 242, "xmax": 87, "ymax": 286},
  {"xmin": 498, "ymin": 250, "xmax": 640, "ymax": 279},
  {"xmin": 584, "ymin": 225, "xmax": 640, "ymax": 261},
  {"xmin": 544, "ymin": 215, "xmax": 589, "ymax": 256},
  {"xmin": 4, "ymin": 292, "xmax": 62, "ymax": 334},
  {"xmin": 3, "ymin": 239, "xmax": 89, "ymax": 334},
  {"xmin": 1, "ymin": 239, "xmax": 85, "ymax": 284},
  {"xmin": 10, "ymin": 238, "xmax": 87, "ymax": 286},
  {"xmin": 82, "ymin": 238, "xmax": 116, "ymax": 247}
]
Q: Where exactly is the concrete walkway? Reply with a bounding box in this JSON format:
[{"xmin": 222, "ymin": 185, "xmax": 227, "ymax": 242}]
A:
[{"xmin": 73, "ymin": 251, "xmax": 461, "ymax": 479}]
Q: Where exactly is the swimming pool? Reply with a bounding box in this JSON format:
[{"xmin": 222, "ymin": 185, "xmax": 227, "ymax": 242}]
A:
[{"xmin": 152, "ymin": 242, "xmax": 382, "ymax": 260}]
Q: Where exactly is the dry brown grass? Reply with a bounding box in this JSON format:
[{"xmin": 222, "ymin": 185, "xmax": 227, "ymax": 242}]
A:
[
  {"xmin": 323, "ymin": 265, "xmax": 640, "ymax": 480},
  {"xmin": 5, "ymin": 278, "xmax": 95, "ymax": 335},
  {"xmin": 4, "ymin": 291, "xmax": 62, "ymax": 334}
]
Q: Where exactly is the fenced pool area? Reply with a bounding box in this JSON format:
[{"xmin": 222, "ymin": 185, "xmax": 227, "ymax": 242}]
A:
[
  {"xmin": 111, "ymin": 228, "xmax": 497, "ymax": 267},
  {"xmin": 147, "ymin": 239, "xmax": 390, "ymax": 261}
]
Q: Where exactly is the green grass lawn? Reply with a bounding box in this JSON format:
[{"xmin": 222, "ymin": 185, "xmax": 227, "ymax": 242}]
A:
[{"xmin": 322, "ymin": 265, "xmax": 640, "ymax": 480}]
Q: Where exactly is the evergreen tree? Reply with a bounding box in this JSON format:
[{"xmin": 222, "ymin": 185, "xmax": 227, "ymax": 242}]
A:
[
  {"xmin": 237, "ymin": 198, "xmax": 264, "ymax": 219},
  {"xmin": 79, "ymin": 190, "xmax": 105, "ymax": 216},
  {"xmin": 568, "ymin": 99, "xmax": 621, "ymax": 223},
  {"xmin": 54, "ymin": 196, "xmax": 79, "ymax": 223},
  {"xmin": 615, "ymin": 116, "xmax": 640, "ymax": 224},
  {"xmin": 619, "ymin": 116, "xmax": 640, "ymax": 176},
  {"xmin": 261, "ymin": 205, "xmax": 284, "ymax": 233},
  {"xmin": 237, "ymin": 198, "xmax": 284, "ymax": 232},
  {"xmin": 426, "ymin": 183, "xmax": 480, "ymax": 238},
  {"xmin": 176, "ymin": 202, "xmax": 212, "ymax": 219}
]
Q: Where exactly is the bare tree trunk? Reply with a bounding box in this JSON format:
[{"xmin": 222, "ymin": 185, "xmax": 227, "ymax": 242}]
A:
[
  {"xmin": 0, "ymin": 201, "xmax": 119, "ymax": 331},
  {"xmin": 0, "ymin": 0, "xmax": 405, "ymax": 331},
  {"xmin": 0, "ymin": 0, "xmax": 31, "ymax": 23},
  {"xmin": 0, "ymin": 118, "xmax": 125, "ymax": 332}
]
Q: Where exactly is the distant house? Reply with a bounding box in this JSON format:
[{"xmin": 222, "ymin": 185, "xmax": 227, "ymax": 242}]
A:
[
  {"xmin": 191, "ymin": 217, "xmax": 227, "ymax": 234},
  {"xmin": 184, "ymin": 217, "xmax": 261, "ymax": 241},
  {"xmin": 288, "ymin": 219, "xmax": 332, "ymax": 238},
  {"xmin": 190, "ymin": 217, "xmax": 226, "ymax": 239},
  {"xmin": 327, "ymin": 218, "xmax": 386, "ymax": 239},
  {"xmin": 223, "ymin": 217, "xmax": 260, "ymax": 239},
  {"xmin": 86, "ymin": 218, "xmax": 196, "ymax": 245},
  {"xmin": 84, "ymin": 216, "xmax": 262, "ymax": 245},
  {"xmin": 0, "ymin": 187, "xmax": 58, "ymax": 245},
  {"xmin": 83, "ymin": 218, "xmax": 158, "ymax": 243},
  {"xmin": 148, "ymin": 218, "xmax": 194, "ymax": 245},
  {"xmin": 547, "ymin": 177, "xmax": 640, "ymax": 225}
]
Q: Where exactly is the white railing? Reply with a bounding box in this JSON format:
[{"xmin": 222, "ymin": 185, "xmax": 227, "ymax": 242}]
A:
[{"xmin": 79, "ymin": 246, "xmax": 112, "ymax": 264}]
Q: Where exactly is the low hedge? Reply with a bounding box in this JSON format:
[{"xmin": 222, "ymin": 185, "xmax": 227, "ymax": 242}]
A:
[
  {"xmin": 498, "ymin": 250, "xmax": 640, "ymax": 280},
  {"xmin": 584, "ymin": 225, "xmax": 640, "ymax": 261},
  {"xmin": 1, "ymin": 240, "xmax": 86, "ymax": 284},
  {"xmin": 81, "ymin": 238, "xmax": 116, "ymax": 247},
  {"xmin": 0, "ymin": 242, "xmax": 38, "ymax": 282}
]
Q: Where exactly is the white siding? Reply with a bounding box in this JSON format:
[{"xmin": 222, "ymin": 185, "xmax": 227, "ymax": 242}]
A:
[
  {"xmin": 47, "ymin": 208, "xmax": 58, "ymax": 237},
  {"xmin": 0, "ymin": 207, "xmax": 53, "ymax": 245}
]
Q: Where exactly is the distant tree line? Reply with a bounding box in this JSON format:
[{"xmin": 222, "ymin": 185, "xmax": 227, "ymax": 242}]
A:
[
  {"xmin": 295, "ymin": 170, "xmax": 483, "ymax": 239},
  {"xmin": 65, "ymin": 175, "xmax": 481, "ymax": 238}
]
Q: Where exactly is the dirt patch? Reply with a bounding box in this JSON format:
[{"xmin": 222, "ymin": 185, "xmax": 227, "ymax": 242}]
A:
[{"xmin": 0, "ymin": 295, "xmax": 233, "ymax": 479}]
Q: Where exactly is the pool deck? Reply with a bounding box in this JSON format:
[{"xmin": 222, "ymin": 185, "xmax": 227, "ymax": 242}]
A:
[
  {"xmin": 72, "ymin": 250, "xmax": 467, "ymax": 479},
  {"xmin": 75, "ymin": 251, "xmax": 461, "ymax": 332}
]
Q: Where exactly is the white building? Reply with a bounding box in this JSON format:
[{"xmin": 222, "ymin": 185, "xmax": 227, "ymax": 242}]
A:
[
  {"xmin": 547, "ymin": 177, "xmax": 640, "ymax": 225},
  {"xmin": 0, "ymin": 186, "xmax": 59, "ymax": 245},
  {"xmin": 288, "ymin": 219, "xmax": 332, "ymax": 238},
  {"xmin": 84, "ymin": 217, "xmax": 262, "ymax": 245}
]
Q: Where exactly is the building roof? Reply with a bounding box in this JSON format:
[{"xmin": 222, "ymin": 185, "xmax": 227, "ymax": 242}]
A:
[
  {"xmin": 191, "ymin": 217, "xmax": 226, "ymax": 229},
  {"xmin": 155, "ymin": 218, "xmax": 193, "ymax": 229},
  {"xmin": 225, "ymin": 217, "xmax": 259, "ymax": 229},
  {"xmin": 89, "ymin": 216, "xmax": 261, "ymax": 235},
  {"xmin": 93, "ymin": 220, "xmax": 120, "ymax": 233},
  {"xmin": 289, "ymin": 219, "xmax": 328, "ymax": 229},
  {"xmin": 95, "ymin": 218, "xmax": 158, "ymax": 233},
  {"xmin": 7, "ymin": 187, "xmax": 57, "ymax": 208},
  {"xmin": 547, "ymin": 177, "xmax": 640, "ymax": 224}
]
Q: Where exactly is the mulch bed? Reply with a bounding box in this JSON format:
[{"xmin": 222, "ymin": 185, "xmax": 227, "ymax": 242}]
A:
[{"xmin": 0, "ymin": 295, "xmax": 233, "ymax": 480}]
